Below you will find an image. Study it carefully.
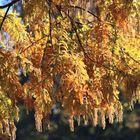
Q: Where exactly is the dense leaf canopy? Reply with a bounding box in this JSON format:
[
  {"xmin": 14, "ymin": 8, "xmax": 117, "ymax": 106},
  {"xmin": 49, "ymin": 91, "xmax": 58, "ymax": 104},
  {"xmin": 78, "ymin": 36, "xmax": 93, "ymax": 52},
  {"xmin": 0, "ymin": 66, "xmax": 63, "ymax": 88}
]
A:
[{"xmin": 0, "ymin": 0, "xmax": 140, "ymax": 139}]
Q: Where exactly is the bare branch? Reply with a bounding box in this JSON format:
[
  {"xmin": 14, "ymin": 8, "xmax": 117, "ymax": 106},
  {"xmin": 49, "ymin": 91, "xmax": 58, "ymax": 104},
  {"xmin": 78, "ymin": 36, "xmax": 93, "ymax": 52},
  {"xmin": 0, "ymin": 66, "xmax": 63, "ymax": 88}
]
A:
[{"xmin": 0, "ymin": 0, "xmax": 20, "ymax": 9}]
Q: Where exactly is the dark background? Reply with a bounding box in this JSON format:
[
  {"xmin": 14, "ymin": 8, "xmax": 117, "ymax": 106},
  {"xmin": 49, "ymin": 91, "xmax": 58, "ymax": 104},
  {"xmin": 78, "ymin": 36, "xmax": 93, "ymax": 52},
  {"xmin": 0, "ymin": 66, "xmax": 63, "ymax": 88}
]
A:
[{"xmin": 16, "ymin": 104, "xmax": 140, "ymax": 140}]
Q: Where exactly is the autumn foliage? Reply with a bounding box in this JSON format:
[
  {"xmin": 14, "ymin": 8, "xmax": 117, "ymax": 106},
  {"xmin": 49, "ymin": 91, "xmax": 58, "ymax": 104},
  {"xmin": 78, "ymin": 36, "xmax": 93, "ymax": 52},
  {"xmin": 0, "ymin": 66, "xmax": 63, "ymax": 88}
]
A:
[{"xmin": 0, "ymin": 0, "xmax": 140, "ymax": 139}]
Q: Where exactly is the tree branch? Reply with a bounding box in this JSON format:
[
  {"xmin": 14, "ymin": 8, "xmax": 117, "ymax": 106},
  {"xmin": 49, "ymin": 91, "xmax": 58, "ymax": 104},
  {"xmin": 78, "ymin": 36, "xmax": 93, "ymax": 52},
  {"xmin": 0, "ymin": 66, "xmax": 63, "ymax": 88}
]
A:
[
  {"xmin": 64, "ymin": 12, "xmax": 127, "ymax": 76},
  {"xmin": 69, "ymin": 5, "xmax": 101, "ymax": 21},
  {"xmin": 19, "ymin": 35, "xmax": 48, "ymax": 54},
  {"xmin": 48, "ymin": 0, "xmax": 53, "ymax": 44},
  {"xmin": 0, "ymin": 6, "xmax": 10, "ymax": 31},
  {"xmin": 0, "ymin": 0, "xmax": 20, "ymax": 9}
]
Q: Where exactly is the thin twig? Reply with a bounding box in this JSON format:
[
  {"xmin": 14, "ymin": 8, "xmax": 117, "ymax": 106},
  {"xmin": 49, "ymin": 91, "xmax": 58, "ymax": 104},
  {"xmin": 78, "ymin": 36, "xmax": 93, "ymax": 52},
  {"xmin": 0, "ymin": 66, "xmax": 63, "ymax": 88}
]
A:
[
  {"xmin": 19, "ymin": 35, "xmax": 48, "ymax": 54},
  {"xmin": 124, "ymin": 50, "xmax": 140, "ymax": 66},
  {"xmin": 69, "ymin": 5, "xmax": 101, "ymax": 21},
  {"xmin": 0, "ymin": 6, "xmax": 10, "ymax": 31},
  {"xmin": 69, "ymin": 15, "xmax": 110, "ymax": 69}
]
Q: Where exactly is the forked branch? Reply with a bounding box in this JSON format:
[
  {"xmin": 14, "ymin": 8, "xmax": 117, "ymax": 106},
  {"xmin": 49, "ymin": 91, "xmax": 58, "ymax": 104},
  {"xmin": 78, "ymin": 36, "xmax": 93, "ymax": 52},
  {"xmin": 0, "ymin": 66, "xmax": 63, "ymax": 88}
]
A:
[{"xmin": 0, "ymin": 0, "xmax": 20, "ymax": 9}]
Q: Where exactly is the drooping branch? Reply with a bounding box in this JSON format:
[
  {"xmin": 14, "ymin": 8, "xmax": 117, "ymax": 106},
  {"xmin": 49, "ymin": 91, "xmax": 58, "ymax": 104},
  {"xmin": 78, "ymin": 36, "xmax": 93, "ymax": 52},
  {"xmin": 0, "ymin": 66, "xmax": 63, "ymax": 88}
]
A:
[
  {"xmin": 67, "ymin": 13, "xmax": 125, "ymax": 75},
  {"xmin": 40, "ymin": 0, "xmax": 53, "ymax": 71}
]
